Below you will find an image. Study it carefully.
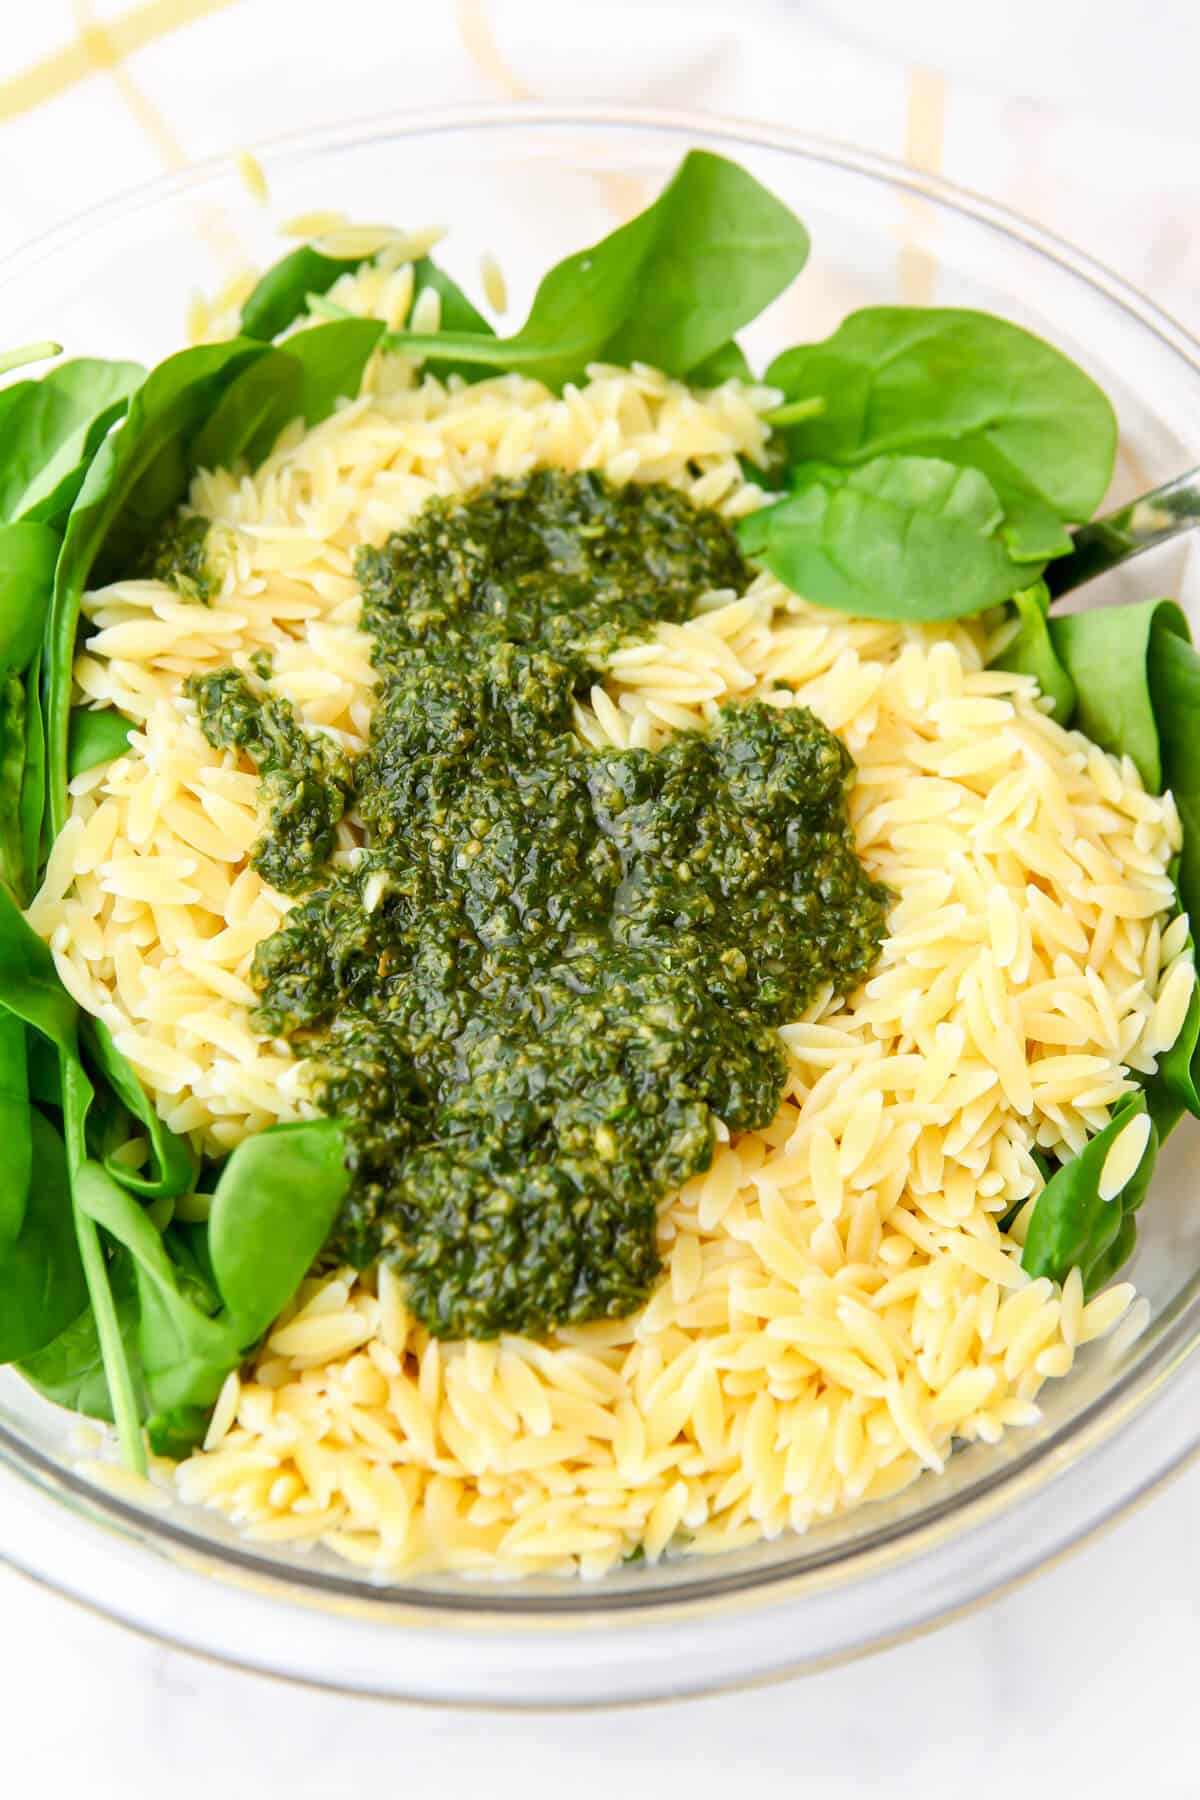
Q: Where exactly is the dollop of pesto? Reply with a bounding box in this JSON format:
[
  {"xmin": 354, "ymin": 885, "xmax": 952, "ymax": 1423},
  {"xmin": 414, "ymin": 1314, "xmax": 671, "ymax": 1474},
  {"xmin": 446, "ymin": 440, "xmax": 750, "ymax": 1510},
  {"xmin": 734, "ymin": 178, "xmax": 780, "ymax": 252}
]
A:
[
  {"xmin": 194, "ymin": 471, "xmax": 889, "ymax": 1340},
  {"xmin": 185, "ymin": 667, "xmax": 354, "ymax": 895},
  {"xmin": 141, "ymin": 511, "xmax": 219, "ymax": 604}
]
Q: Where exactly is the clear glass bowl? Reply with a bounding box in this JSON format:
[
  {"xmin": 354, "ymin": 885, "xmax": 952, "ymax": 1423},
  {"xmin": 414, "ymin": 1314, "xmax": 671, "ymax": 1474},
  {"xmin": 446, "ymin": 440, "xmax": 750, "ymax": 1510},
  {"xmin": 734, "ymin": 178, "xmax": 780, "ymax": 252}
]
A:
[{"xmin": 2, "ymin": 105, "xmax": 1200, "ymax": 1708}]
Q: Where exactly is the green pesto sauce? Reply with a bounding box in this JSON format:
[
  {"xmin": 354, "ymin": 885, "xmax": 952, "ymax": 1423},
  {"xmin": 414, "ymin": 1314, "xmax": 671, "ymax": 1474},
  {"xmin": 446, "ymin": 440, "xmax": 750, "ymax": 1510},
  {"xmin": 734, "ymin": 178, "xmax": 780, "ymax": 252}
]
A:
[
  {"xmin": 184, "ymin": 667, "xmax": 354, "ymax": 895},
  {"xmin": 190, "ymin": 471, "xmax": 889, "ymax": 1340},
  {"xmin": 140, "ymin": 511, "xmax": 219, "ymax": 604}
]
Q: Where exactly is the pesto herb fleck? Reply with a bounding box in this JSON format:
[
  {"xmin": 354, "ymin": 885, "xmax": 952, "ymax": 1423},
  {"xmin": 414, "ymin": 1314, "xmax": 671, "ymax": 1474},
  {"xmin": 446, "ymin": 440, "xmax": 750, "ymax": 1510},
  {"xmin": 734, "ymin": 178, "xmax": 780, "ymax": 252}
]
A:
[
  {"xmin": 221, "ymin": 471, "xmax": 888, "ymax": 1339},
  {"xmin": 140, "ymin": 511, "xmax": 219, "ymax": 604}
]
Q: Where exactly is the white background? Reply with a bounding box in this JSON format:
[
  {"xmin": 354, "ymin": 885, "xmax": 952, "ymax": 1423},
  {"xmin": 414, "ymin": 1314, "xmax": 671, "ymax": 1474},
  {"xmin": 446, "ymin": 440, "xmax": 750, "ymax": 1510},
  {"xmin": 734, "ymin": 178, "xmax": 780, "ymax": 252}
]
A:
[{"xmin": 2, "ymin": 2, "xmax": 1199, "ymax": 1788}]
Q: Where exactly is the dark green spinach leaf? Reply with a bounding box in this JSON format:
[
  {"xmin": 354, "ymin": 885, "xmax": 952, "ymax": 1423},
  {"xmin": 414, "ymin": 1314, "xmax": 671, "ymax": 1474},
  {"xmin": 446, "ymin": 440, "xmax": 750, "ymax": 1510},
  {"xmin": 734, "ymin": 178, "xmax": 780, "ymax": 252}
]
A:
[
  {"xmin": 46, "ymin": 338, "xmax": 279, "ymax": 835},
  {"xmin": 764, "ymin": 308, "xmax": 1116, "ymax": 556},
  {"xmin": 239, "ymin": 237, "xmax": 488, "ymax": 372},
  {"xmin": 0, "ymin": 879, "xmax": 79, "ymax": 1055},
  {"xmin": 1015, "ymin": 603, "xmax": 1200, "ymax": 1287},
  {"xmin": 991, "ymin": 580, "xmax": 1076, "ymax": 722},
  {"xmin": 737, "ymin": 454, "xmax": 1031, "ymax": 620},
  {"xmin": 0, "ymin": 1011, "xmax": 32, "ymax": 1248},
  {"xmin": 1146, "ymin": 624, "xmax": 1200, "ymax": 933},
  {"xmin": 19, "ymin": 654, "xmax": 45, "ymax": 901},
  {"xmin": 0, "ymin": 520, "xmax": 59, "ymax": 670},
  {"xmin": 17, "ymin": 1249, "xmax": 144, "ymax": 1422},
  {"xmin": 1046, "ymin": 599, "xmax": 1200, "ymax": 931},
  {"xmin": 689, "ymin": 340, "xmax": 754, "ymax": 386},
  {"xmin": 0, "ymin": 1104, "xmax": 88, "ymax": 1362},
  {"xmin": 206, "ymin": 1118, "xmax": 351, "ymax": 1342},
  {"xmin": 1021, "ymin": 1094, "xmax": 1152, "ymax": 1291},
  {"xmin": 0, "ymin": 884, "xmax": 149, "ymax": 1464},
  {"xmin": 67, "ymin": 707, "xmax": 133, "ymax": 779},
  {"xmin": 72, "ymin": 1158, "xmax": 240, "ymax": 1414},
  {"xmin": 239, "ymin": 243, "xmax": 363, "ymax": 341},
  {"xmin": 2, "ymin": 360, "xmax": 144, "ymax": 531},
  {"xmin": 1050, "ymin": 599, "xmax": 1188, "ymax": 791},
  {"xmin": 191, "ymin": 320, "xmax": 384, "ymax": 472},
  {"xmin": 387, "ymin": 151, "xmax": 809, "ymax": 389},
  {"xmin": 81, "ymin": 1015, "xmax": 197, "ymax": 1201},
  {"xmin": 0, "ymin": 671, "xmax": 28, "ymax": 897},
  {"xmin": 65, "ymin": 1119, "xmax": 350, "ymax": 1425}
]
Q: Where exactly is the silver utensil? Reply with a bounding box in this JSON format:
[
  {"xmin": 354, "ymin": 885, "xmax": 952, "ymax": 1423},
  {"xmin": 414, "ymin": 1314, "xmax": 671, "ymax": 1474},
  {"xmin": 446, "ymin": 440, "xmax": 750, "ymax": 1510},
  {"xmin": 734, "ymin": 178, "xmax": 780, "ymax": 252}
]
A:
[{"xmin": 1047, "ymin": 466, "xmax": 1200, "ymax": 597}]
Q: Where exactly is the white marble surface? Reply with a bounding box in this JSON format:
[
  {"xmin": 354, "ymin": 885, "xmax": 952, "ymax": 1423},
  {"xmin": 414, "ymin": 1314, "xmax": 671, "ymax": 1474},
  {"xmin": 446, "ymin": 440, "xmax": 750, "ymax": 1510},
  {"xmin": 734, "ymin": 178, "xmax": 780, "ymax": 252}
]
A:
[
  {"xmin": 2, "ymin": 0, "xmax": 1200, "ymax": 1783},
  {"xmin": 4, "ymin": 1464, "xmax": 1200, "ymax": 1791}
]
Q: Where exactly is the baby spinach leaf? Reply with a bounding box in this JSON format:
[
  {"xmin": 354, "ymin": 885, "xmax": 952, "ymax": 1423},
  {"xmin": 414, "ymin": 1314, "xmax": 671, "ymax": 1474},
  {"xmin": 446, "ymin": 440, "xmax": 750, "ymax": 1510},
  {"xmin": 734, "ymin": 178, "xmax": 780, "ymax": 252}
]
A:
[
  {"xmin": 1156, "ymin": 921, "xmax": 1200, "ymax": 1125},
  {"xmin": 1049, "ymin": 599, "xmax": 1188, "ymax": 792},
  {"xmin": 0, "ymin": 671, "xmax": 28, "ymax": 898},
  {"xmin": 1082, "ymin": 1210, "xmax": 1140, "ymax": 1293},
  {"xmin": 67, "ymin": 706, "xmax": 133, "ymax": 779},
  {"xmin": 206, "ymin": 1118, "xmax": 351, "ymax": 1342},
  {"xmin": 0, "ymin": 879, "xmax": 79, "ymax": 1056},
  {"xmin": 304, "ymin": 294, "xmax": 354, "ymax": 322},
  {"xmin": 1010, "ymin": 599, "xmax": 1200, "ymax": 1132},
  {"xmin": 0, "ymin": 886, "xmax": 145, "ymax": 1446},
  {"xmin": 46, "ymin": 338, "xmax": 277, "ymax": 834},
  {"xmin": 26, "ymin": 1028, "xmax": 62, "ymax": 1109},
  {"xmin": 0, "ymin": 1011, "xmax": 32, "ymax": 1248},
  {"xmin": 1045, "ymin": 600, "xmax": 1200, "ymax": 934},
  {"xmin": 275, "ymin": 319, "xmax": 384, "ymax": 434},
  {"xmin": 410, "ymin": 254, "xmax": 491, "ymax": 336},
  {"xmin": 16, "ymin": 1248, "xmax": 143, "ymax": 1422},
  {"xmin": 0, "ymin": 381, "xmax": 37, "ymax": 465},
  {"xmin": 764, "ymin": 308, "xmax": 1116, "ymax": 546},
  {"xmin": 0, "ymin": 899, "xmax": 145, "ymax": 1456},
  {"xmin": 65, "ymin": 340, "xmax": 272, "ymax": 584},
  {"xmin": 2, "ymin": 340, "xmax": 372, "ymax": 1462},
  {"xmin": 80, "ymin": 1015, "xmax": 197, "ymax": 1201},
  {"xmin": 190, "ymin": 321, "xmax": 384, "ymax": 473},
  {"xmin": 19, "ymin": 654, "xmax": 45, "ymax": 899},
  {"xmin": 5, "ymin": 360, "xmax": 144, "ymax": 531},
  {"xmin": 0, "ymin": 520, "xmax": 59, "ymax": 669},
  {"xmin": 239, "ymin": 243, "xmax": 365, "ymax": 341},
  {"xmin": 689, "ymin": 340, "xmax": 754, "ymax": 386},
  {"xmin": 23, "ymin": 1118, "xmax": 351, "ymax": 1438},
  {"xmin": 737, "ymin": 454, "xmax": 1031, "ymax": 620},
  {"xmin": 240, "ymin": 235, "xmax": 485, "ymax": 331},
  {"xmin": 185, "ymin": 345, "xmax": 300, "ymax": 473},
  {"xmin": 0, "ymin": 1105, "xmax": 88, "ymax": 1362},
  {"xmin": 991, "ymin": 580, "xmax": 1076, "ymax": 722},
  {"xmin": 1022, "ymin": 1093, "xmax": 1151, "ymax": 1292},
  {"xmin": 388, "ymin": 150, "xmax": 809, "ymax": 389},
  {"xmin": 404, "ymin": 255, "xmax": 497, "ymax": 383},
  {"xmin": 146, "ymin": 1405, "xmax": 212, "ymax": 1458},
  {"xmin": 1146, "ymin": 625, "xmax": 1200, "ymax": 933},
  {"xmin": 1010, "ymin": 599, "xmax": 1197, "ymax": 1283},
  {"xmin": 163, "ymin": 1219, "xmax": 221, "ymax": 1310},
  {"xmin": 0, "ymin": 517, "xmax": 57, "ymax": 897},
  {"xmin": 61, "ymin": 1056, "xmax": 147, "ymax": 1467},
  {"xmin": 46, "ymin": 326, "xmax": 397, "ymax": 832},
  {"xmin": 72, "ymin": 1158, "xmax": 240, "ymax": 1413}
]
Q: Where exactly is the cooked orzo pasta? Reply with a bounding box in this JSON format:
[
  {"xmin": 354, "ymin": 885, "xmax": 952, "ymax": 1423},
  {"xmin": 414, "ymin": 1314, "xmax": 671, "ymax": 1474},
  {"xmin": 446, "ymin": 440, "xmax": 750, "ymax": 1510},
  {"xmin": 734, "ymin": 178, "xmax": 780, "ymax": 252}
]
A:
[
  {"xmin": 25, "ymin": 323, "xmax": 1187, "ymax": 1577},
  {"xmin": 10, "ymin": 150, "xmax": 1197, "ymax": 1584}
]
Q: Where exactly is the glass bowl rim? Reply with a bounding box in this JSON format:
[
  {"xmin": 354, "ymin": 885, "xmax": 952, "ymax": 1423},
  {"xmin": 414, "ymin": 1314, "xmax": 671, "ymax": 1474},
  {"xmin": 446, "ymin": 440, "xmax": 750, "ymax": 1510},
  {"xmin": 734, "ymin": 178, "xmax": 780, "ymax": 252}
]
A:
[{"xmin": 2, "ymin": 99, "xmax": 1199, "ymax": 1635}]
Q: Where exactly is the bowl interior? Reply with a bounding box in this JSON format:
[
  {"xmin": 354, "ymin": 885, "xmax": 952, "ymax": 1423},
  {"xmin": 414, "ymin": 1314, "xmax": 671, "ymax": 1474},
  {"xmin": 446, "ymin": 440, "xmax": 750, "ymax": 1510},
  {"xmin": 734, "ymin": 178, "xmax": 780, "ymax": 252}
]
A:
[{"xmin": 2, "ymin": 108, "xmax": 1200, "ymax": 1631}]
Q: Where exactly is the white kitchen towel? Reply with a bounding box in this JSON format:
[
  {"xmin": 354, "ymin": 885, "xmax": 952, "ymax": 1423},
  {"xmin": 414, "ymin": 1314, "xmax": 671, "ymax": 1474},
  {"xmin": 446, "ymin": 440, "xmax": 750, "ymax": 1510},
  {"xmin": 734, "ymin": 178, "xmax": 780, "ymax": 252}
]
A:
[{"xmin": 0, "ymin": 0, "xmax": 1197, "ymax": 332}]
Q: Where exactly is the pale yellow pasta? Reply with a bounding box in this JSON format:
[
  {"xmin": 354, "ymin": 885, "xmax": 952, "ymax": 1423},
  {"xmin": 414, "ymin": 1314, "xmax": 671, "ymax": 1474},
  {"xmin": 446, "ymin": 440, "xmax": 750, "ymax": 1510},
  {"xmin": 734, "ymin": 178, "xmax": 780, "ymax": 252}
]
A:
[{"xmin": 35, "ymin": 266, "xmax": 1190, "ymax": 1580}]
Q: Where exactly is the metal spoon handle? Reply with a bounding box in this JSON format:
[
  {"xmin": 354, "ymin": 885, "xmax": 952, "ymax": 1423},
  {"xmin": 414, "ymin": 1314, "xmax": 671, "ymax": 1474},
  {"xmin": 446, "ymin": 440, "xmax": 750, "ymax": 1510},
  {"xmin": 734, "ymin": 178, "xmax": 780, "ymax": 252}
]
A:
[{"xmin": 1046, "ymin": 465, "xmax": 1200, "ymax": 598}]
